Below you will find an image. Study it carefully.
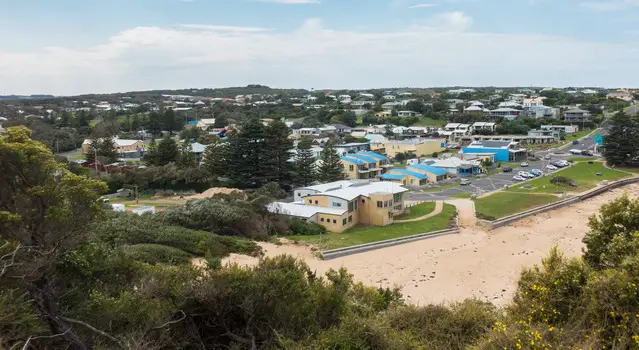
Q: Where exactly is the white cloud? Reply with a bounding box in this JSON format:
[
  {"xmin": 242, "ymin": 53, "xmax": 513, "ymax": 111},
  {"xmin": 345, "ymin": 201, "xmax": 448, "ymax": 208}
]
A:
[
  {"xmin": 0, "ymin": 17, "xmax": 638, "ymax": 95},
  {"xmin": 409, "ymin": 4, "xmax": 437, "ymax": 8},
  {"xmin": 256, "ymin": 0, "xmax": 319, "ymax": 4}
]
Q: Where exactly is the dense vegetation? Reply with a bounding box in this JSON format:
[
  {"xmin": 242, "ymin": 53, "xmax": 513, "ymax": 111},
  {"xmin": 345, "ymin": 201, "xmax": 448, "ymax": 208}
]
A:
[{"xmin": 3, "ymin": 125, "xmax": 639, "ymax": 349}]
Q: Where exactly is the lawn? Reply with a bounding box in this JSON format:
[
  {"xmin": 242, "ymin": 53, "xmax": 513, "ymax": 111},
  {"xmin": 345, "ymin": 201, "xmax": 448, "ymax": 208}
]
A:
[
  {"xmin": 395, "ymin": 201, "xmax": 436, "ymax": 220},
  {"xmin": 413, "ymin": 117, "xmax": 446, "ymax": 127},
  {"xmin": 615, "ymin": 167, "xmax": 639, "ymax": 174},
  {"xmin": 508, "ymin": 162, "xmax": 629, "ymax": 193},
  {"xmin": 69, "ymin": 153, "xmax": 86, "ymax": 160},
  {"xmin": 287, "ymin": 204, "xmax": 456, "ymax": 250},
  {"xmin": 451, "ymin": 193, "xmax": 473, "ymax": 199},
  {"xmin": 474, "ymin": 192, "xmax": 558, "ymax": 220}
]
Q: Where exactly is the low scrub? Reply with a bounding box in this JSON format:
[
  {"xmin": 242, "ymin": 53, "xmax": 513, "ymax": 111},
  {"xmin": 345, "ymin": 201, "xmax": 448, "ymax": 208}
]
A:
[
  {"xmin": 119, "ymin": 244, "xmax": 192, "ymax": 265},
  {"xmin": 549, "ymin": 175, "xmax": 577, "ymax": 187},
  {"xmin": 290, "ymin": 219, "xmax": 327, "ymax": 236}
]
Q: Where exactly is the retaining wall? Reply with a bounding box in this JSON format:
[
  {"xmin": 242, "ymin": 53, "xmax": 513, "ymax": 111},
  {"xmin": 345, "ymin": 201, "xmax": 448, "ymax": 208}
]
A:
[{"xmin": 321, "ymin": 228, "xmax": 460, "ymax": 260}]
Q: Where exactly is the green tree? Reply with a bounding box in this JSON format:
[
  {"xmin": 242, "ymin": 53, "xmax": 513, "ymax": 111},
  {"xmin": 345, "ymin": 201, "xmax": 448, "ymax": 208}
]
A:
[
  {"xmin": 177, "ymin": 140, "xmax": 197, "ymax": 168},
  {"xmin": 318, "ymin": 140, "xmax": 344, "ymax": 183},
  {"xmin": 155, "ymin": 136, "xmax": 179, "ymax": 166},
  {"xmin": 603, "ymin": 111, "xmax": 638, "ymax": 166},
  {"xmin": 263, "ymin": 119, "xmax": 294, "ymax": 185},
  {"xmin": 227, "ymin": 118, "xmax": 267, "ymax": 187},
  {"xmin": 85, "ymin": 138, "xmax": 100, "ymax": 163},
  {"xmin": 0, "ymin": 126, "xmax": 107, "ymax": 348},
  {"xmin": 144, "ymin": 111, "xmax": 162, "ymax": 135},
  {"xmin": 98, "ymin": 137, "xmax": 119, "ymax": 164},
  {"xmin": 142, "ymin": 137, "xmax": 160, "ymax": 165},
  {"xmin": 294, "ymin": 140, "xmax": 317, "ymax": 186},
  {"xmin": 202, "ymin": 142, "xmax": 228, "ymax": 182},
  {"xmin": 161, "ymin": 109, "xmax": 179, "ymax": 134},
  {"xmin": 213, "ymin": 113, "xmax": 229, "ymax": 128}
]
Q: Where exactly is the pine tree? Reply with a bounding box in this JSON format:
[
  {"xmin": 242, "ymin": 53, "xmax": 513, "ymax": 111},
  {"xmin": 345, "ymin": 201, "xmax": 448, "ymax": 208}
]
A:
[
  {"xmin": 85, "ymin": 138, "xmax": 100, "ymax": 163},
  {"xmin": 177, "ymin": 140, "xmax": 197, "ymax": 168},
  {"xmin": 156, "ymin": 136, "xmax": 179, "ymax": 166},
  {"xmin": 202, "ymin": 142, "xmax": 227, "ymax": 182},
  {"xmin": 318, "ymin": 140, "xmax": 345, "ymax": 183},
  {"xmin": 142, "ymin": 138, "xmax": 159, "ymax": 165},
  {"xmin": 99, "ymin": 137, "xmax": 120, "ymax": 164},
  {"xmin": 214, "ymin": 113, "xmax": 228, "ymax": 128},
  {"xmin": 227, "ymin": 119, "xmax": 267, "ymax": 188},
  {"xmin": 263, "ymin": 119, "xmax": 294, "ymax": 185},
  {"xmin": 603, "ymin": 111, "xmax": 638, "ymax": 166},
  {"xmin": 294, "ymin": 140, "xmax": 317, "ymax": 186}
]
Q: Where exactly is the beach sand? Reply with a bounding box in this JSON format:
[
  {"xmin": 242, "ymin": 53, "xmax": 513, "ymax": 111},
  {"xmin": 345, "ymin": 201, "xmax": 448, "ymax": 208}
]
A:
[{"xmin": 223, "ymin": 184, "xmax": 639, "ymax": 306}]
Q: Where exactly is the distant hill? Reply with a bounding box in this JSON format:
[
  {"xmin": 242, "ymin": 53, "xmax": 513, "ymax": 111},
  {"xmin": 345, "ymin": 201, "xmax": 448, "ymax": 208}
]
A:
[{"xmin": 0, "ymin": 94, "xmax": 55, "ymax": 100}]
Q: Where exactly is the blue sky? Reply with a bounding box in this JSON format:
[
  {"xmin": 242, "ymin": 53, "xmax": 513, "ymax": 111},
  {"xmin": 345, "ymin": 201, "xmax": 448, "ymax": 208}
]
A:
[{"xmin": 1, "ymin": 0, "xmax": 638, "ymax": 95}]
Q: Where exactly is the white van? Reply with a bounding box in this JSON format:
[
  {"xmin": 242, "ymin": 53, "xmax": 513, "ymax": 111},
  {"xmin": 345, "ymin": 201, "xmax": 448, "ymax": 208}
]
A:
[{"xmin": 569, "ymin": 149, "xmax": 582, "ymax": 155}]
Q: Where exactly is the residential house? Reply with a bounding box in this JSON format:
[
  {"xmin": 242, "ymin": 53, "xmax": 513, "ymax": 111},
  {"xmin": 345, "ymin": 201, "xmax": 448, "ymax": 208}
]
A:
[
  {"xmin": 498, "ymin": 101, "xmax": 521, "ymax": 108},
  {"xmin": 372, "ymin": 138, "xmax": 446, "ymax": 158},
  {"xmin": 508, "ymin": 94, "xmax": 527, "ymax": 103},
  {"xmin": 563, "ymin": 109, "xmax": 591, "ymax": 123},
  {"xmin": 351, "ymin": 101, "xmax": 371, "ymax": 109},
  {"xmin": 460, "ymin": 140, "xmax": 527, "ymax": 162},
  {"xmin": 378, "ymin": 168, "xmax": 429, "ymax": 187},
  {"xmin": 397, "ymin": 110, "xmax": 422, "ymax": 118},
  {"xmin": 522, "ymin": 97, "xmax": 544, "ymax": 109},
  {"xmin": 292, "ymin": 128, "xmax": 321, "ymax": 138},
  {"xmin": 196, "ymin": 118, "xmax": 217, "ymax": 130},
  {"xmin": 330, "ymin": 124, "xmax": 353, "ymax": 133},
  {"xmin": 431, "ymin": 157, "xmax": 480, "ymax": 176},
  {"xmin": 472, "ymin": 122, "xmax": 497, "ymax": 133},
  {"xmin": 382, "ymin": 102, "xmax": 401, "ymax": 111},
  {"xmin": 446, "ymin": 99, "xmax": 464, "ymax": 109},
  {"xmin": 441, "ymin": 123, "xmax": 472, "ymax": 140},
  {"xmin": 341, "ymin": 151, "xmax": 391, "ymax": 180},
  {"xmin": 541, "ymin": 125, "xmax": 579, "ymax": 134},
  {"xmin": 489, "ymin": 108, "xmax": 520, "ymax": 120},
  {"xmin": 606, "ymin": 92, "xmax": 634, "ymax": 102},
  {"xmin": 82, "ymin": 138, "xmax": 146, "ymax": 159},
  {"xmin": 463, "ymin": 105, "xmax": 490, "ymax": 115},
  {"xmin": 382, "ymin": 95, "xmax": 397, "ymax": 100},
  {"xmin": 581, "ymin": 89, "xmax": 598, "ymax": 95},
  {"xmin": 335, "ymin": 143, "xmax": 371, "ymax": 156},
  {"xmin": 405, "ymin": 163, "xmax": 448, "ymax": 183},
  {"xmin": 267, "ymin": 181, "xmax": 409, "ymax": 233},
  {"xmin": 527, "ymin": 129, "xmax": 560, "ymax": 140}
]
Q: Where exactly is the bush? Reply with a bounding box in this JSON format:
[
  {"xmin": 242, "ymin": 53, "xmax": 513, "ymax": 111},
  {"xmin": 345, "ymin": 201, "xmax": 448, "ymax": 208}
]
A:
[
  {"xmin": 476, "ymin": 212, "xmax": 496, "ymax": 221},
  {"xmin": 120, "ymin": 244, "xmax": 192, "ymax": 265},
  {"xmin": 290, "ymin": 219, "xmax": 327, "ymax": 236},
  {"xmin": 550, "ymin": 176, "xmax": 575, "ymax": 187}
]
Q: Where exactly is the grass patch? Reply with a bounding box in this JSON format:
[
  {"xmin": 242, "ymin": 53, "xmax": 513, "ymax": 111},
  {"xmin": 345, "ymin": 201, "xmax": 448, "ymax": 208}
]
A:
[
  {"xmin": 614, "ymin": 166, "xmax": 639, "ymax": 174},
  {"xmin": 396, "ymin": 202, "xmax": 436, "ymax": 220},
  {"xmin": 287, "ymin": 204, "xmax": 456, "ymax": 250},
  {"xmin": 69, "ymin": 153, "xmax": 86, "ymax": 160},
  {"xmin": 475, "ymin": 192, "xmax": 558, "ymax": 219},
  {"xmin": 567, "ymin": 157, "xmax": 599, "ymax": 162},
  {"xmin": 451, "ymin": 193, "xmax": 473, "ymax": 199},
  {"xmin": 413, "ymin": 117, "xmax": 446, "ymax": 127},
  {"xmin": 392, "ymin": 163, "xmax": 408, "ymax": 168},
  {"xmin": 508, "ymin": 162, "xmax": 629, "ymax": 193}
]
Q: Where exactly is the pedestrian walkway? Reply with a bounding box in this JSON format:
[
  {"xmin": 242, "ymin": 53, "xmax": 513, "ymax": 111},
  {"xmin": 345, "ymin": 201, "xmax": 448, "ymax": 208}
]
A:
[{"xmin": 394, "ymin": 201, "xmax": 443, "ymax": 223}]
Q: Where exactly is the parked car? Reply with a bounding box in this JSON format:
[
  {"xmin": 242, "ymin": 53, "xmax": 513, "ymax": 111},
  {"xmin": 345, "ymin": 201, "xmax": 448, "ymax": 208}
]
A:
[
  {"xmin": 503, "ymin": 166, "xmax": 513, "ymax": 173},
  {"xmin": 520, "ymin": 162, "xmax": 529, "ymax": 167},
  {"xmin": 546, "ymin": 165, "xmax": 558, "ymax": 171},
  {"xmin": 530, "ymin": 169, "xmax": 542, "ymax": 176},
  {"xmin": 551, "ymin": 161, "xmax": 568, "ymax": 168},
  {"xmin": 544, "ymin": 155, "xmax": 552, "ymax": 160},
  {"xmin": 513, "ymin": 175, "xmax": 526, "ymax": 181},
  {"xmin": 570, "ymin": 149, "xmax": 583, "ymax": 155},
  {"xmin": 460, "ymin": 179, "xmax": 471, "ymax": 185},
  {"xmin": 581, "ymin": 150, "xmax": 593, "ymax": 156},
  {"xmin": 518, "ymin": 171, "xmax": 534, "ymax": 178},
  {"xmin": 572, "ymin": 140, "xmax": 579, "ymax": 145}
]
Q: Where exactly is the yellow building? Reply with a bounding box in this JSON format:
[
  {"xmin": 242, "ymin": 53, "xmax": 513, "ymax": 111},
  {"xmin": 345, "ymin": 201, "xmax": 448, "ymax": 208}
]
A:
[
  {"xmin": 372, "ymin": 138, "xmax": 446, "ymax": 158},
  {"xmin": 378, "ymin": 168, "xmax": 429, "ymax": 186},
  {"xmin": 268, "ymin": 181, "xmax": 408, "ymax": 233},
  {"xmin": 340, "ymin": 151, "xmax": 393, "ymax": 180},
  {"xmin": 82, "ymin": 138, "xmax": 146, "ymax": 155},
  {"xmin": 405, "ymin": 164, "xmax": 448, "ymax": 183}
]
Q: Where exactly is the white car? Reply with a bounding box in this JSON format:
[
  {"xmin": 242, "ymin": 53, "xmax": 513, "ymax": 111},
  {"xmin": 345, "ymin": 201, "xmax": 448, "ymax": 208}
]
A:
[
  {"xmin": 520, "ymin": 162, "xmax": 529, "ymax": 167},
  {"xmin": 518, "ymin": 171, "xmax": 534, "ymax": 178},
  {"xmin": 513, "ymin": 175, "xmax": 526, "ymax": 181},
  {"xmin": 546, "ymin": 165, "xmax": 558, "ymax": 171}
]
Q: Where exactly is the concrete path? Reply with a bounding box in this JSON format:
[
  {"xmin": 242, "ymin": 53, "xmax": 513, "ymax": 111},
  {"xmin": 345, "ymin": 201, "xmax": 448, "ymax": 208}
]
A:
[
  {"xmin": 394, "ymin": 201, "xmax": 443, "ymax": 223},
  {"xmin": 446, "ymin": 199, "xmax": 477, "ymax": 228}
]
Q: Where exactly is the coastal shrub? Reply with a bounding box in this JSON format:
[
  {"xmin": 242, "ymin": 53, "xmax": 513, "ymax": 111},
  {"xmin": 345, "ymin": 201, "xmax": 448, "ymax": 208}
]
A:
[
  {"xmin": 119, "ymin": 244, "xmax": 191, "ymax": 265},
  {"xmin": 290, "ymin": 219, "xmax": 327, "ymax": 236},
  {"xmin": 476, "ymin": 212, "xmax": 497, "ymax": 221},
  {"xmin": 549, "ymin": 176, "xmax": 575, "ymax": 187}
]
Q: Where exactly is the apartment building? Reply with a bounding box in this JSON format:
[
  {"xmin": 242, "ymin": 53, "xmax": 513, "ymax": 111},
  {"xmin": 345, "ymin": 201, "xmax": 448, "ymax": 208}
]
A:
[
  {"xmin": 372, "ymin": 138, "xmax": 446, "ymax": 158},
  {"xmin": 563, "ymin": 109, "xmax": 591, "ymax": 122},
  {"xmin": 267, "ymin": 181, "xmax": 409, "ymax": 232},
  {"xmin": 341, "ymin": 151, "xmax": 392, "ymax": 180},
  {"xmin": 541, "ymin": 125, "xmax": 579, "ymax": 134}
]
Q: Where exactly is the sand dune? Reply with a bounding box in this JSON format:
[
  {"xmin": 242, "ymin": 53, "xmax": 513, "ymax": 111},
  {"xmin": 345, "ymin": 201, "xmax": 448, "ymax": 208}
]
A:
[{"xmin": 223, "ymin": 184, "xmax": 639, "ymax": 306}]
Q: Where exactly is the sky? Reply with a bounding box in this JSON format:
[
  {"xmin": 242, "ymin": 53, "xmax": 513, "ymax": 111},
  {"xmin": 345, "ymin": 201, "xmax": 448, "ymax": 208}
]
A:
[{"xmin": 0, "ymin": 0, "xmax": 638, "ymax": 95}]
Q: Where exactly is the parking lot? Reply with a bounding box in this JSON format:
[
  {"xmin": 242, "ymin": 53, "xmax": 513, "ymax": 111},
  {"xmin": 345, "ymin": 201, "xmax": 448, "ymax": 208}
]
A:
[{"xmin": 407, "ymin": 159, "xmax": 568, "ymax": 201}]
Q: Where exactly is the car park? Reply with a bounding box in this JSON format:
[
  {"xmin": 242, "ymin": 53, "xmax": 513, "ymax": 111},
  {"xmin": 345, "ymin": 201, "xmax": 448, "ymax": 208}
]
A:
[
  {"xmin": 518, "ymin": 171, "xmax": 534, "ymax": 179},
  {"xmin": 520, "ymin": 162, "xmax": 529, "ymax": 167},
  {"xmin": 513, "ymin": 175, "xmax": 526, "ymax": 181},
  {"xmin": 546, "ymin": 165, "xmax": 558, "ymax": 171}
]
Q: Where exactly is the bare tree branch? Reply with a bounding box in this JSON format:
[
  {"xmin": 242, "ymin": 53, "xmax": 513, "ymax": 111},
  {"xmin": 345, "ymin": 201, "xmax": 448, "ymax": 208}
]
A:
[
  {"xmin": 19, "ymin": 329, "xmax": 70, "ymax": 350},
  {"xmin": 0, "ymin": 243, "xmax": 21, "ymax": 277},
  {"xmin": 146, "ymin": 310, "xmax": 186, "ymax": 334},
  {"xmin": 59, "ymin": 317, "xmax": 125, "ymax": 350}
]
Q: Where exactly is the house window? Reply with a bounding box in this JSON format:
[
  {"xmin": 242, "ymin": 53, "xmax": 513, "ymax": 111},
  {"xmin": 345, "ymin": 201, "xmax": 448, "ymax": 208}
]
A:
[
  {"xmin": 354, "ymin": 200, "xmax": 358, "ymax": 210},
  {"xmin": 394, "ymin": 193, "xmax": 402, "ymax": 202},
  {"xmin": 384, "ymin": 201, "xmax": 388, "ymax": 208},
  {"xmin": 332, "ymin": 202, "xmax": 341, "ymax": 207},
  {"xmin": 349, "ymin": 165, "xmax": 354, "ymax": 171},
  {"xmin": 377, "ymin": 201, "xmax": 383, "ymax": 208},
  {"xmin": 297, "ymin": 193, "xmax": 301, "ymax": 197},
  {"xmin": 348, "ymin": 216, "xmax": 352, "ymax": 223},
  {"xmin": 315, "ymin": 200, "xmax": 318, "ymax": 205},
  {"xmin": 388, "ymin": 212, "xmax": 393, "ymax": 219},
  {"xmin": 342, "ymin": 219, "xmax": 347, "ymax": 226},
  {"xmin": 308, "ymin": 199, "xmax": 312, "ymax": 204},
  {"xmin": 362, "ymin": 199, "xmax": 366, "ymax": 204},
  {"xmin": 333, "ymin": 220, "xmax": 337, "ymax": 224},
  {"xmin": 321, "ymin": 218, "xmax": 325, "ymax": 222},
  {"xmin": 348, "ymin": 202, "xmax": 354, "ymax": 212}
]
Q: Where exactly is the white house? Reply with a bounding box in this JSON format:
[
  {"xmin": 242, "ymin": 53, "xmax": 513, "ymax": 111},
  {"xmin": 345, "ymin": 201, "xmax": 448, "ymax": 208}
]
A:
[
  {"xmin": 522, "ymin": 98, "xmax": 544, "ymax": 109},
  {"xmin": 397, "ymin": 110, "xmax": 421, "ymax": 117},
  {"xmin": 472, "ymin": 122, "xmax": 496, "ymax": 133},
  {"xmin": 382, "ymin": 95, "xmax": 396, "ymax": 100},
  {"xmin": 490, "ymin": 108, "xmax": 520, "ymax": 120},
  {"xmin": 196, "ymin": 118, "xmax": 217, "ymax": 130}
]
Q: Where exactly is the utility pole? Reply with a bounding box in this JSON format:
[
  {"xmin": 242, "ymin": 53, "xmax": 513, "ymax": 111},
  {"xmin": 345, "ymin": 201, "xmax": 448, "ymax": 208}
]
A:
[{"xmin": 94, "ymin": 146, "xmax": 99, "ymax": 175}]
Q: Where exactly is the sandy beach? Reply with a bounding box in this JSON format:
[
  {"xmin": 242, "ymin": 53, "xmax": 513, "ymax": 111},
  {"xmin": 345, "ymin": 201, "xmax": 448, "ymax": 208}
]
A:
[{"xmin": 223, "ymin": 184, "xmax": 639, "ymax": 307}]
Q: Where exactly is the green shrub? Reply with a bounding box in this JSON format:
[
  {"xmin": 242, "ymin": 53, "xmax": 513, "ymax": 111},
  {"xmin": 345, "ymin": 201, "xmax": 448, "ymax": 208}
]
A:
[
  {"xmin": 290, "ymin": 219, "xmax": 327, "ymax": 236},
  {"xmin": 477, "ymin": 212, "xmax": 496, "ymax": 221},
  {"xmin": 119, "ymin": 244, "xmax": 192, "ymax": 265},
  {"xmin": 549, "ymin": 176, "xmax": 575, "ymax": 187}
]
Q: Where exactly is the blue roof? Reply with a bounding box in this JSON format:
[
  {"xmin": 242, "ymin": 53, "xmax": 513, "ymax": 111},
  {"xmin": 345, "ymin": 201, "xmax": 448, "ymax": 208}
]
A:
[
  {"xmin": 391, "ymin": 169, "xmax": 427, "ymax": 179},
  {"xmin": 340, "ymin": 156, "xmax": 366, "ymax": 165},
  {"xmin": 348, "ymin": 154, "xmax": 377, "ymax": 164},
  {"xmin": 378, "ymin": 174, "xmax": 405, "ymax": 180},
  {"xmin": 359, "ymin": 151, "xmax": 387, "ymax": 161},
  {"xmin": 408, "ymin": 164, "xmax": 448, "ymax": 176}
]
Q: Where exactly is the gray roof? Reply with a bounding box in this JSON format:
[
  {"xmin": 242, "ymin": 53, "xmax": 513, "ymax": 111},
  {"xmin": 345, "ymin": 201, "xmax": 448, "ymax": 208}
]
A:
[
  {"xmin": 564, "ymin": 109, "xmax": 589, "ymax": 113},
  {"xmin": 469, "ymin": 140, "xmax": 513, "ymax": 148}
]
